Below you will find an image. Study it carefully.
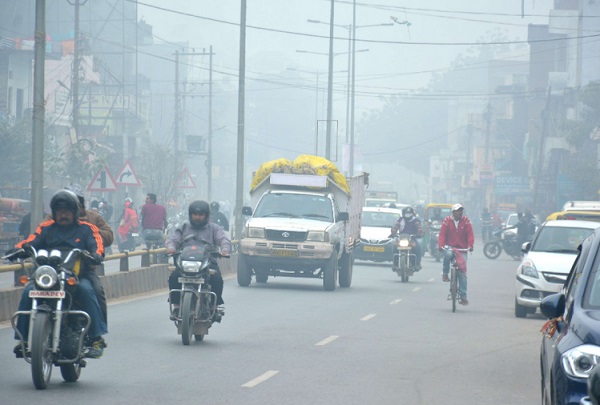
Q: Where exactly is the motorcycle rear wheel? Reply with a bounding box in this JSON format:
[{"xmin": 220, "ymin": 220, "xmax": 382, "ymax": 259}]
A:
[
  {"xmin": 31, "ymin": 312, "xmax": 53, "ymax": 390},
  {"xmin": 483, "ymin": 242, "xmax": 502, "ymax": 259},
  {"xmin": 181, "ymin": 292, "xmax": 196, "ymax": 346}
]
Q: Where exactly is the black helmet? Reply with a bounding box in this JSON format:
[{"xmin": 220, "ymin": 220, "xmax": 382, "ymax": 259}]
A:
[
  {"xmin": 50, "ymin": 190, "xmax": 80, "ymax": 220},
  {"xmin": 65, "ymin": 184, "xmax": 84, "ymax": 207},
  {"xmin": 189, "ymin": 200, "xmax": 210, "ymax": 228},
  {"xmin": 210, "ymin": 201, "xmax": 220, "ymax": 212},
  {"xmin": 402, "ymin": 206, "xmax": 415, "ymax": 220}
]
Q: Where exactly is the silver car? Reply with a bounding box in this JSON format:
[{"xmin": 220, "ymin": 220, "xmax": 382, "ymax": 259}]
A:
[{"xmin": 355, "ymin": 207, "xmax": 402, "ymax": 262}]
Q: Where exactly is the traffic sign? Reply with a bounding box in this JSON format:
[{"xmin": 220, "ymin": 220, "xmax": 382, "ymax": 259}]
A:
[
  {"xmin": 115, "ymin": 160, "xmax": 142, "ymax": 186},
  {"xmin": 176, "ymin": 168, "xmax": 196, "ymax": 189},
  {"xmin": 87, "ymin": 166, "xmax": 117, "ymax": 192}
]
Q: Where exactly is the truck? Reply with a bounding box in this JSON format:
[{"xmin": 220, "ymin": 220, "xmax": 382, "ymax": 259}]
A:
[
  {"xmin": 237, "ymin": 159, "xmax": 366, "ymax": 291},
  {"xmin": 364, "ymin": 190, "xmax": 399, "ymax": 207}
]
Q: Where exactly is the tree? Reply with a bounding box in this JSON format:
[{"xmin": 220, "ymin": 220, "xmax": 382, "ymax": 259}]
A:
[
  {"xmin": 136, "ymin": 143, "xmax": 182, "ymax": 204},
  {"xmin": 0, "ymin": 118, "xmax": 32, "ymax": 197}
]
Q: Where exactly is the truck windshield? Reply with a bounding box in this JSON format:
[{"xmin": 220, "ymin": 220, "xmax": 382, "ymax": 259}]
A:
[{"xmin": 254, "ymin": 193, "xmax": 334, "ymax": 222}]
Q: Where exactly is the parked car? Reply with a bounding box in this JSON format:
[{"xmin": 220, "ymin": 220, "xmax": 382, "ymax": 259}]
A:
[
  {"xmin": 540, "ymin": 226, "xmax": 600, "ymax": 404},
  {"xmin": 515, "ymin": 220, "xmax": 600, "ymax": 318},
  {"xmin": 355, "ymin": 207, "xmax": 402, "ymax": 262}
]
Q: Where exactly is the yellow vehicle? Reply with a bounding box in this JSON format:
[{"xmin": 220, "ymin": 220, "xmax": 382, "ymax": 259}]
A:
[
  {"xmin": 423, "ymin": 203, "xmax": 454, "ymax": 261},
  {"xmin": 546, "ymin": 210, "xmax": 600, "ymax": 222}
]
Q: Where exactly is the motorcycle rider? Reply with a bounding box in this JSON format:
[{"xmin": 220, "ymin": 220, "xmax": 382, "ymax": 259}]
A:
[
  {"xmin": 117, "ymin": 198, "xmax": 139, "ymax": 252},
  {"xmin": 209, "ymin": 201, "xmax": 229, "ymax": 232},
  {"xmin": 507, "ymin": 212, "xmax": 535, "ymax": 257},
  {"xmin": 140, "ymin": 193, "xmax": 168, "ymax": 248},
  {"xmin": 438, "ymin": 203, "xmax": 474, "ymax": 305},
  {"xmin": 390, "ymin": 206, "xmax": 423, "ymax": 270},
  {"xmin": 166, "ymin": 200, "xmax": 231, "ymax": 320},
  {"xmin": 480, "ymin": 207, "xmax": 493, "ymax": 242},
  {"xmin": 11, "ymin": 190, "xmax": 107, "ymax": 358}
]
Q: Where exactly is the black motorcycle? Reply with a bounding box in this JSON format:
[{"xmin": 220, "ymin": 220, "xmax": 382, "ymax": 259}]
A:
[
  {"xmin": 169, "ymin": 237, "xmax": 226, "ymax": 345},
  {"xmin": 5, "ymin": 246, "xmax": 100, "ymax": 390},
  {"xmin": 483, "ymin": 227, "xmax": 522, "ymax": 260}
]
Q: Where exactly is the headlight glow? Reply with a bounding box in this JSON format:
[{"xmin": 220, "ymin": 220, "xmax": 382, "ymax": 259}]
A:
[
  {"xmin": 307, "ymin": 231, "xmax": 328, "ymax": 242},
  {"xmin": 182, "ymin": 261, "xmax": 201, "ymax": 273},
  {"xmin": 34, "ymin": 265, "xmax": 58, "ymax": 289},
  {"xmin": 398, "ymin": 239, "xmax": 410, "ymax": 248},
  {"xmin": 562, "ymin": 345, "xmax": 600, "ymax": 378},
  {"xmin": 248, "ymin": 227, "xmax": 265, "ymax": 238},
  {"xmin": 520, "ymin": 259, "xmax": 539, "ymax": 278}
]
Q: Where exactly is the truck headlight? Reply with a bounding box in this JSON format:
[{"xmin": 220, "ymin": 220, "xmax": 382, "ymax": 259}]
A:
[
  {"xmin": 520, "ymin": 259, "xmax": 539, "ymax": 278},
  {"xmin": 248, "ymin": 227, "xmax": 265, "ymax": 238},
  {"xmin": 307, "ymin": 231, "xmax": 328, "ymax": 242},
  {"xmin": 34, "ymin": 265, "xmax": 58, "ymax": 289},
  {"xmin": 562, "ymin": 345, "xmax": 600, "ymax": 378}
]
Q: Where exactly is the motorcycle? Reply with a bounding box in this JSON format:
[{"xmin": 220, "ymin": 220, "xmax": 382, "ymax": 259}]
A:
[
  {"xmin": 169, "ymin": 236, "xmax": 226, "ymax": 345},
  {"xmin": 427, "ymin": 220, "xmax": 443, "ymax": 262},
  {"xmin": 392, "ymin": 234, "xmax": 418, "ymax": 282},
  {"xmin": 483, "ymin": 227, "xmax": 522, "ymax": 260},
  {"xmin": 5, "ymin": 246, "xmax": 99, "ymax": 390}
]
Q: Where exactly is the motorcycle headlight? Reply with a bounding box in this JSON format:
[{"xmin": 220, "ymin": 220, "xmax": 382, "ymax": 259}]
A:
[
  {"xmin": 520, "ymin": 259, "xmax": 539, "ymax": 278},
  {"xmin": 34, "ymin": 265, "xmax": 58, "ymax": 289},
  {"xmin": 398, "ymin": 239, "xmax": 410, "ymax": 248},
  {"xmin": 247, "ymin": 227, "xmax": 265, "ymax": 238},
  {"xmin": 307, "ymin": 231, "xmax": 328, "ymax": 242},
  {"xmin": 562, "ymin": 345, "xmax": 600, "ymax": 378},
  {"xmin": 182, "ymin": 261, "xmax": 201, "ymax": 273}
]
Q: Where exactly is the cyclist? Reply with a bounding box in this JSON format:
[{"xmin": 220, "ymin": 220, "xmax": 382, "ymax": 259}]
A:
[{"xmin": 438, "ymin": 203, "xmax": 474, "ymax": 305}]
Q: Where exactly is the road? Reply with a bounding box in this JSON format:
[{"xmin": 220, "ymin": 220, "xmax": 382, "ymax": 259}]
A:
[{"xmin": 0, "ymin": 247, "xmax": 544, "ymax": 404}]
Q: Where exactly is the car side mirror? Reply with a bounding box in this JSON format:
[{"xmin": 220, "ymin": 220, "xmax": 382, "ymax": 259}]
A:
[
  {"xmin": 338, "ymin": 212, "xmax": 349, "ymax": 222},
  {"xmin": 242, "ymin": 206, "xmax": 252, "ymax": 216},
  {"xmin": 540, "ymin": 293, "xmax": 565, "ymax": 319},
  {"xmin": 522, "ymin": 242, "xmax": 531, "ymax": 253}
]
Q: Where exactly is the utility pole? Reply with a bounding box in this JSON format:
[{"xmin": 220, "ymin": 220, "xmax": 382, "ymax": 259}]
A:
[
  {"xmin": 235, "ymin": 0, "xmax": 247, "ymax": 240},
  {"xmin": 484, "ymin": 103, "xmax": 492, "ymax": 164},
  {"xmin": 533, "ymin": 87, "xmax": 552, "ymax": 213},
  {"xmin": 30, "ymin": 0, "xmax": 46, "ymax": 234},
  {"xmin": 174, "ymin": 50, "xmax": 180, "ymax": 152},
  {"xmin": 325, "ymin": 0, "xmax": 335, "ymax": 160},
  {"xmin": 349, "ymin": 0, "xmax": 356, "ymax": 176},
  {"xmin": 67, "ymin": 0, "xmax": 87, "ymax": 139}
]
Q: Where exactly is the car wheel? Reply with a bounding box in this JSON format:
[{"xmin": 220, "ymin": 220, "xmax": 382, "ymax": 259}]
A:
[{"xmin": 515, "ymin": 298, "xmax": 528, "ymax": 318}]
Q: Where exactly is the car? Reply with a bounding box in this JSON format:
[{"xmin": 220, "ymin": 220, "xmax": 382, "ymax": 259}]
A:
[
  {"xmin": 515, "ymin": 220, "xmax": 600, "ymax": 318},
  {"xmin": 355, "ymin": 207, "xmax": 402, "ymax": 262},
  {"xmin": 540, "ymin": 226, "xmax": 600, "ymax": 404}
]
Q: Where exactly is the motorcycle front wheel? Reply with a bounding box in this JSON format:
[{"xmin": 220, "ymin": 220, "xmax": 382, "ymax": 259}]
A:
[
  {"xmin": 181, "ymin": 292, "xmax": 196, "ymax": 346},
  {"xmin": 483, "ymin": 242, "xmax": 502, "ymax": 260},
  {"xmin": 60, "ymin": 362, "xmax": 81, "ymax": 383},
  {"xmin": 31, "ymin": 312, "xmax": 53, "ymax": 389}
]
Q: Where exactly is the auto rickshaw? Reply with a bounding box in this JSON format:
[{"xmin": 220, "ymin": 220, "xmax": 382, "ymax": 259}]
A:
[{"xmin": 423, "ymin": 203, "xmax": 453, "ymax": 261}]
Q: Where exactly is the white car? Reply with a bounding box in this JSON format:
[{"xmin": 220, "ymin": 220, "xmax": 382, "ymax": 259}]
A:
[
  {"xmin": 355, "ymin": 207, "xmax": 402, "ymax": 262},
  {"xmin": 515, "ymin": 220, "xmax": 600, "ymax": 317}
]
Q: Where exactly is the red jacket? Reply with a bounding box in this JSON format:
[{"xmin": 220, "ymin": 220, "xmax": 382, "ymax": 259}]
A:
[{"xmin": 438, "ymin": 215, "xmax": 474, "ymax": 250}]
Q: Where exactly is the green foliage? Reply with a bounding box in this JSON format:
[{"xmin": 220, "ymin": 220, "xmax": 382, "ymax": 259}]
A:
[{"xmin": 0, "ymin": 118, "xmax": 32, "ymax": 190}]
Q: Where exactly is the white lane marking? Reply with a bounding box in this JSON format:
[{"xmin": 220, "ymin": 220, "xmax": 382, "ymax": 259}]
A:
[
  {"xmin": 412, "ymin": 287, "xmax": 422, "ymax": 292},
  {"xmin": 390, "ymin": 298, "xmax": 402, "ymax": 304},
  {"xmin": 361, "ymin": 314, "xmax": 376, "ymax": 321},
  {"xmin": 242, "ymin": 370, "xmax": 280, "ymax": 388},
  {"xmin": 315, "ymin": 335, "xmax": 339, "ymax": 346}
]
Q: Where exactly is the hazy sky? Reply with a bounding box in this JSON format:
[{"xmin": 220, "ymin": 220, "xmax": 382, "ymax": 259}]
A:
[{"xmin": 139, "ymin": 0, "xmax": 554, "ymax": 110}]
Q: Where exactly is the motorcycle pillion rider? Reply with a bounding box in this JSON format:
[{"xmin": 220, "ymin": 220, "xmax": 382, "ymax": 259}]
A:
[
  {"xmin": 166, "ymin": 200, "xmax": 231, "ymax": 321},
  {"xmin": 10, "ymin": 190, "xmax": 108, "ymax": 358},
  {"xmin": 390, "ymin": 206, "xmax": 423, "ymax": 270}
]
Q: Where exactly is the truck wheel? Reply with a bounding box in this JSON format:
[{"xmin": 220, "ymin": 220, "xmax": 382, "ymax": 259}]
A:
[
  {"xmin": 323, "ymin": 253, "xmax": 338, "ymax": 291},
  {"xmin": 237, "ymin": 254, "xmax": 252, "ymax": 287},
  {"xmin": 339, "ymin": 250, "xmax": 353, "ymax": 288},
  {"xmin": 255, "ymin": 271, "xmax": 268, "ymax": 283}
]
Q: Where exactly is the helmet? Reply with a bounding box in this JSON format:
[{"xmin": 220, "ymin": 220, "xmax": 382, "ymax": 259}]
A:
[
  {"xmin": 50, "ymin": 190, "xmax": 80, "ymax": 220},
  {"xmin": 65, "ymin": 184, "xmax": 84, "ymax": 206},
  {"xmin": 402, "ymin": 206, "xmax": 415, "ymax": 220},
  {"xmin": 189, "ymin": 200, "xmax": 210, "ymax": 228},
  {"xmin": 125, "ymin": 197, "xmax": 133, "ymax": 208},
  {"xmin": 210, "ymin": 201, "xmax": 220, "ymax": 212}
]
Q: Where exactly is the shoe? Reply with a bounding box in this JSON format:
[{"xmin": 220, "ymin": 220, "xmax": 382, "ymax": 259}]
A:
[
  {"xmin": 415, "ymin": 263, "xmax": 422, "ymax": 271},
  {"xmin": 459, "ymin": 297, "xmax": 469, "ymax": 305},
  {"xmin": 86, "ymin": 337, "xmax": 106, "ymax": 359},
  {"xmin": 13, "ymin": 342, "xmax": 27, "ymax": 358},
  {"xmin": 442, "ymin": 274, "xmax": 450, "ymax": 282},
  {"xmin": 170, "ymin": 306, "xmax": 180, "ymax": 321}
]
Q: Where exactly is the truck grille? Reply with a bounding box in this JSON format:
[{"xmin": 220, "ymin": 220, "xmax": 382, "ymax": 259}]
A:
[{"xmin": 266, "ymin": 229, "xmax": 307, "ymax": 242}]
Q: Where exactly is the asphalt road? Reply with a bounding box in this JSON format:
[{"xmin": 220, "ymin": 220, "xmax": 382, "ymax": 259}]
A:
[{"xmin": 0, "ymin": 247, "xmax": 544, "ymax": 404}]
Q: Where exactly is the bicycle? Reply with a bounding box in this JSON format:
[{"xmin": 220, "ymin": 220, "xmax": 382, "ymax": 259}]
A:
[{"xmin": 443, "ymin": 246, "xmax": 470, "ymax": 313}]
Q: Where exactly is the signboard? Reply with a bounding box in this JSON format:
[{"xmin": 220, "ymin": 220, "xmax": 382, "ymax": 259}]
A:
[
  {"xmin": 115, "ymin": 160, "xmax": 142, "ymax": 186},
  {"xmin": 87, "ymin": 166, "xmax": 117, "ymax": 192},
  {"xmin": 494, "ymin": 176, "xmax": 531, "ymax": 195},
  {"xmin": 176, "ymin": 168, "xmax": 196, "ymax": 189}
]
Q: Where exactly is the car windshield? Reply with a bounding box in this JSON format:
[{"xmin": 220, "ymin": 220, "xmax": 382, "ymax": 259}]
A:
[
  {"xmin": 531, "ymin": 226, "xmax": 595, "ymax": 253},
  {"xmin": 427, "ymin": 207, "xmax": 451, "ymax": 220},
  {"xmin": 254, "ymin": 193, "xmax": 333, "ymax": 222},
  {"xmin": 506, "ymin": 214, "xmax": 519, "ymax": 227},
  {"xmin": 361, "ymin": 211, "xmax": 400, "ymax": 227}
]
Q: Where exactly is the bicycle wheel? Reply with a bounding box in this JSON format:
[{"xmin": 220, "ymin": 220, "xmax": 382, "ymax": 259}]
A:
[{"xmin": 450, "ymin": 265, "xmax": 458, "ymax": 313}]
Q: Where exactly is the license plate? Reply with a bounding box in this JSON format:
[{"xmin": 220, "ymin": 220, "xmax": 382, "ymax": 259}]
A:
[
  {"xmin": 364, "ymin": 246, "xmax": 385, "ymax": 253},
  {"xmin": 178, "ymin": 277, "xmax": 204, "ymax": 284},
  {"xmin": 29, "ymin": 290, "xmax": 65, "ymax": 299},
  {"xmin": 271, "ymin": 249, "xmax": 299, "ymax": 257}
]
